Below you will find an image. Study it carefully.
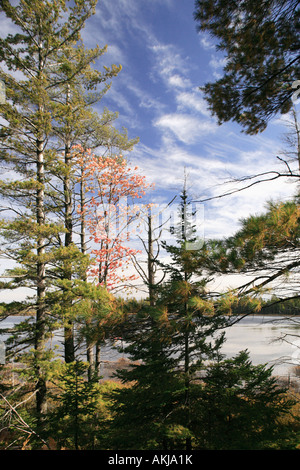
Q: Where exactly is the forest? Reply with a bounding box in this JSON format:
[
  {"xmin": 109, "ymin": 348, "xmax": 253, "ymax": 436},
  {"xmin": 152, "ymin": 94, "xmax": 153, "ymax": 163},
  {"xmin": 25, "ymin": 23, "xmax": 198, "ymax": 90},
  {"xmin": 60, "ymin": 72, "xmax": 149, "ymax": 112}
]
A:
[{"xmin": 0, "ymin": 0, "xmax": 300, "ymax": 452}]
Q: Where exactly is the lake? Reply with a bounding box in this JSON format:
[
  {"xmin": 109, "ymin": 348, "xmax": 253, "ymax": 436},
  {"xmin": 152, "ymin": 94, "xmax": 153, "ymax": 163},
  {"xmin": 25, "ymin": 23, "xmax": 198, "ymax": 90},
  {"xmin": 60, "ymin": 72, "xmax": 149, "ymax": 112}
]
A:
[
  {"xmin": 221, "ymin": 315, "xmax": 300, "ymax": 378},
  {"xmin": 1, "ymin": 314, "xmax": 300, "ymax": 378}
]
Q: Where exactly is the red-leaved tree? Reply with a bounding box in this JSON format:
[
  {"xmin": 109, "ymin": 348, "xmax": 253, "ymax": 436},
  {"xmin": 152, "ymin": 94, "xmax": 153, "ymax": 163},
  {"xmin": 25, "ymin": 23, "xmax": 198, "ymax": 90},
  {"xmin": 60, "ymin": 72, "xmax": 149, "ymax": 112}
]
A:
[
  {"xmin": 74, "ymin": 145, "xmax": 152, "ymax": 292},
  {"xmin": 72, "ymin": 145, "xmax": 153, "ymax": 378}
]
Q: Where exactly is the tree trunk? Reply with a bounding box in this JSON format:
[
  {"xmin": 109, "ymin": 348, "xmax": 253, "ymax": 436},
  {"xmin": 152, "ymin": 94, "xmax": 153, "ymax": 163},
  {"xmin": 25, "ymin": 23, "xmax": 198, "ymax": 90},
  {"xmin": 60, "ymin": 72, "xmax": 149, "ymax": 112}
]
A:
[
  {"xmin": 80, "ymin": 162, "xmax": 96, "ymax": 379},
  {"xmin": 35, "ymin": 139, "xmax": 47, "ymax": 421},
  {"xmin": 87, "ymin": 340, "xmax": 95, "ymax": 381},
  {"xmin": 147, "ymin": 212, "xmax": 156, "ymax": 307},
  {"xmin": 35, "ymin": 43, "xmax": 47, "ymax": 425},
  {"xmin": 95, "ymin": 341, "xmax": 101, "ymax": 379},
  {"xmin": 63, "ymin": 83, "xmax": 75, "ymax": 363}
]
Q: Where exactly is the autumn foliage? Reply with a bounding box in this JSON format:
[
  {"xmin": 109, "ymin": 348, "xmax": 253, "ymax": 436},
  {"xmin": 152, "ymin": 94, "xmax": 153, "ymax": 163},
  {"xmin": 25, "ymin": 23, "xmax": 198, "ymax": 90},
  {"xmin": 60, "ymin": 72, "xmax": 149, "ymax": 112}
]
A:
[{"xmin": 73, "ymin": 145, "xmax": 153, "ymax": 291}]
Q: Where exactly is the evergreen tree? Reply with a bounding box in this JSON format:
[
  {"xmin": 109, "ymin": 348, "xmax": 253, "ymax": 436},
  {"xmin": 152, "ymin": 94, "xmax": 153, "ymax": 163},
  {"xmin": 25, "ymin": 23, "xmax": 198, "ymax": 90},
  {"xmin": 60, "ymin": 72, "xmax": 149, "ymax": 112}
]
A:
[
  {"xmin": 109, "ymin": 183, "xmax": 228, "ymax": 450},
  {"xmin": 194, "ymin": 0, "xmax": 300, "ymax": 134},
  {"xmin": 194, "ymin": 350, "xmax": 296, "ymax": 449},
  {"xmin": 45, "ymin": 38, "xmax": 132, "ymax": 364},
  {"xmin": 108, "ymin": 305, "xmax": 185, "ymax": 450},
  {"xmin": 0, "ymin": 0, "xmax": 111, "ymax": 425},
  {"xmin": 47, "ymin": 361, "xmax": 100, "ymax": 450},
  {"xmin": 154, "ymin": 184, "xmax": 228, "ymax": 450}
]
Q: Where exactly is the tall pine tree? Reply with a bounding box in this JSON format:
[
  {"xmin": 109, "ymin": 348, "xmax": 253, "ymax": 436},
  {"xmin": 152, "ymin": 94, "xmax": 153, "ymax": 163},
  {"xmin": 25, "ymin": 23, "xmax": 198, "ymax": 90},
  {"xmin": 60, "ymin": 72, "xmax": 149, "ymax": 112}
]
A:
[
  {"xmin": 0, "ymin": 0, "xmax": 112, "ymax": 425},
  {"xmin": 109, "ymin": 181, "xmax": 228, "ymax": 450}
]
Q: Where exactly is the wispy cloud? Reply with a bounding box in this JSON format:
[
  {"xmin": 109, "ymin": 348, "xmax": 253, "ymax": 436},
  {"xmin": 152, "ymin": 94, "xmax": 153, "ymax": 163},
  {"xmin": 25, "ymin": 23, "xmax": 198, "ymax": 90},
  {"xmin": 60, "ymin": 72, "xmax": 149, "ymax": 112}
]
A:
[
  {"xmin": 148, "ymin": 38, "xmax": 218, "ymax": 148},
  {"xmin": 149, "ymin": 43, "xmax": 192, "ymax": 90},
  {"xmin": 176, "ymin": 90, "xmax": 211, "ymax": 116},
  {"xmin": 154, "ymin": 113, "xmax": 216, "ymax": 144}
]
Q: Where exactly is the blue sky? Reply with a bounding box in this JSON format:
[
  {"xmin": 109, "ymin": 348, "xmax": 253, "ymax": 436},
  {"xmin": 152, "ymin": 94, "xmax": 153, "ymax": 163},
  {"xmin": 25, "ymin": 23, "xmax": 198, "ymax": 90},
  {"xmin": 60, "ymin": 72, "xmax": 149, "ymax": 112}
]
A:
[{"xmin": 82, "ymin": 0, "xmax": 299, "ymax": 241}]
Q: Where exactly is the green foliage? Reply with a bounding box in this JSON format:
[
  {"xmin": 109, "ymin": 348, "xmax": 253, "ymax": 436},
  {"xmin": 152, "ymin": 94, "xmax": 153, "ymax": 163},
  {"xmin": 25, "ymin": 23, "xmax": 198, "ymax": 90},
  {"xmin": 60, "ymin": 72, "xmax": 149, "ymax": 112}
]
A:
[
  {"xmin": 193, "ymin": 350, "xmax": 297, "ymax": 449},
  {"xmin": 108, "ymin": 337, "xmax": 297, "ymax": 450},
  {"xmin": 0, "ymin": 0, "xmax": 138, "ymax": 420},
  {"xmin": 194, "ymin": 0, "xmax": 300, "ymax": 133},
  {"xmin": 108, "ymin": 186, "xmax": 229, "ymax": 450},
  {"xmin": 262, "ymin": 296, "xmax": 300, "ymax": 315},
  {"xmin": 47, "ymin": 361, "xmax": 101, "ymax": 450},
  {"xmin": 108, "ymin": 309, "xmax": 186, "ymax": 450},
  {"xmin": 204, "ymin": 198, "xmax": 300, "ymax": 304}
]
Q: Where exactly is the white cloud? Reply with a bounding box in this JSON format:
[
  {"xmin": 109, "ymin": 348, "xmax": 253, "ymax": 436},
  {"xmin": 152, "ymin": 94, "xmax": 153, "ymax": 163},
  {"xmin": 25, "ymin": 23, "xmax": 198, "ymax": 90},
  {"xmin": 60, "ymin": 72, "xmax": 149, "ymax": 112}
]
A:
[
  {"xmin": 154, "ymin": 113, "xmax": 217, "ymax": 144},
  {"xmin": 126, "ymin": 82, "xmax": 164, "ymax": 111},
  {"xmin": 168, "ymin": 74, "xmax": 191, "ymax": 89},
  {"xmin": 149, "ymin": 43, "xmax": 191, "ymax": 89},
  {"xmin": 176, "ymin": 90, "xmax": 211, "ymax": 116},
  {"xmin": 130, "ymin": 114, "xmax": 298, "ymax": 242}
]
